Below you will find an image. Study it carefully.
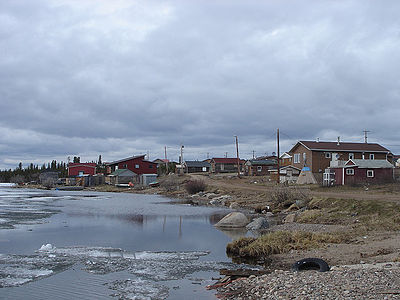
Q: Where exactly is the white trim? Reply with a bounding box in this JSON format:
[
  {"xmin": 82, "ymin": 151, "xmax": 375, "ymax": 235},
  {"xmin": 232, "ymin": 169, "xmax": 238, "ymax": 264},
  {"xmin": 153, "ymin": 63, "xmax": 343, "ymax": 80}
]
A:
[
  {"xmin": 346, "ymin": 168, "xmax": 354, "ymax": 175},
  {"xmin": 367, "ymin": 170, "xmax": 374, "ymax": 177},
  {"xmin": 369, "ymin": 154, "xmax": 374, "ymax": 160}
]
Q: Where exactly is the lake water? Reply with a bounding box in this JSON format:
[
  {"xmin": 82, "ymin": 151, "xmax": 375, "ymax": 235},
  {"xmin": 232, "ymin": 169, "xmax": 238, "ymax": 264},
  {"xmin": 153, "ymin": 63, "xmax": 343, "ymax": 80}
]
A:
[{"xmin": 0, "ymin": 187, "xmax": 252, "ymax": 299}]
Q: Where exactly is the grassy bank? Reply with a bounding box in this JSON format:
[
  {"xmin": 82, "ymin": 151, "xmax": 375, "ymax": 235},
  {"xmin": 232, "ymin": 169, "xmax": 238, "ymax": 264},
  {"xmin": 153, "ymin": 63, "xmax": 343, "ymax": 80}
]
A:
[{"xmin": 227, "ymin": 231, "xmax": 350, "ymax": 260}]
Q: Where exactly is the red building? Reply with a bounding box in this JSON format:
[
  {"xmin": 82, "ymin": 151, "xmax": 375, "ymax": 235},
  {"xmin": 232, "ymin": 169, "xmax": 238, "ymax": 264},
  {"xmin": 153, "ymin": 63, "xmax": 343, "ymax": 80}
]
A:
[
  {"xmin": 68, "ymin": 163, "xmax": 97, "ymax": 177},
  {"xmin": 330, "ymin": 159, "xmax": 394, "ymax": 186},
  {"xmin": 106, "ymin": 155, "xmax": 157, "ymax": 175}
]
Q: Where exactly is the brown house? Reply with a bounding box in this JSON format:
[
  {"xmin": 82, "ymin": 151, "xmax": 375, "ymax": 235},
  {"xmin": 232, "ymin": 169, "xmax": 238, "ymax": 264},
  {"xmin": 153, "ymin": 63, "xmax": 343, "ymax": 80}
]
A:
[
  {"xmin": 210, "ymin": 158, "xmax": 245, "ymax": 173},
  {"xmin": 289, "ymin": 140, "xmax": 393, "ymax": 183},
  {"xmin": 244, "ymin": 159, "xmax": 277, "ymax": 176}
]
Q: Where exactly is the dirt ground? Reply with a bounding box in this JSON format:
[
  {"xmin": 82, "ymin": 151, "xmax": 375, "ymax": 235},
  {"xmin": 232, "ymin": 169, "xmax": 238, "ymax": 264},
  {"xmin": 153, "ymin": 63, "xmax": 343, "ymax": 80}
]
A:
[{"xmin": 180, "ymin": 174, "xmax": 400, "ymax": 269}]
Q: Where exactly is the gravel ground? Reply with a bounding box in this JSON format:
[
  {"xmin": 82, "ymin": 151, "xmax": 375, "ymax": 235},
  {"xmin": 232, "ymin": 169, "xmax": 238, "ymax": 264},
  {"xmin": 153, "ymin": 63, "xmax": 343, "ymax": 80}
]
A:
[
  {"xmin": 216, "ymin": 263, "xmax": 400, "ymax": 299},
  {"xmin": 267, "ymin": 223, "xmax": 349, "ymax": 233}
]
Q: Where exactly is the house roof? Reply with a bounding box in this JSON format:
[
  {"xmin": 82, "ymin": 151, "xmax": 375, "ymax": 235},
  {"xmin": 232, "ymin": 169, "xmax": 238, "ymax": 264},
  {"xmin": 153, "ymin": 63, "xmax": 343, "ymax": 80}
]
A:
[
  {"xmin": 211, "ymin": 158, "xmax": 245, "ymax": 164},
  {"xmin": 68, "ymin": 163, "xmax": 97, "ymax": 168},
  {"xmin": 110, "ymin": 169, "xmax": 136, "ymax": 176},
  {"xmin": 153, "ymin": 158, "xmax": 169, "ymax": 164},
  {"xmin": 345, "ymin": 159, "xmax": 394, "ymax": 169},
  {"xmin": 246, "ymin": 159, "xmax": 276, "ymax": 166},
  {"xmin": 184, "ymin": 161, "xmax": 211, "ymax": 168},
  {"xmin": 106, "ymin": 155, "xmax": 147, "ymax": 166},
  {"xmin": 292, "ymin": 141, "xmax": 391, "ymax": 153}
]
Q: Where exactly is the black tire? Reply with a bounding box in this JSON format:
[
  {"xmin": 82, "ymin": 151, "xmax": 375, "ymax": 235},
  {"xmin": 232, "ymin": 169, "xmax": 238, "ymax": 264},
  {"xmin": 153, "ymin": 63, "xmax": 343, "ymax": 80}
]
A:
[{"xmin": 292, "ymin": 258, "xmax": 330, "ymax": 272}]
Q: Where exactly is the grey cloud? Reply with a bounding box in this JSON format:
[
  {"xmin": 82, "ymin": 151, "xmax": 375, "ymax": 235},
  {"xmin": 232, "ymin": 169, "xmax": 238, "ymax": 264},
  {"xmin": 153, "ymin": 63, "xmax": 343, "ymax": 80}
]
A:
[{"xmin": 0, "ymin": 0, "xmax": 400, "ymax": 168}]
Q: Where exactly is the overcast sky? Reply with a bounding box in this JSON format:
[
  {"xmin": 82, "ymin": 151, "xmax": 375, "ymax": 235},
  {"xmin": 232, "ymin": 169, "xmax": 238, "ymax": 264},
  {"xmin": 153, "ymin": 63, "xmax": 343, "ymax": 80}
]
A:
[{"xmin": 1, "ymin": 0, "xmax": 400, "ymax": 169}]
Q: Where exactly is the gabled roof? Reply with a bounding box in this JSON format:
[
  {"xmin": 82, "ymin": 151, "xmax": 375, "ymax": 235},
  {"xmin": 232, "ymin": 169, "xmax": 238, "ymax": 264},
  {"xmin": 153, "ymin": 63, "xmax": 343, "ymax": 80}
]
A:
[
  {"xmin": 110, "ymin": 169, "xmax": 136, "ymax": 176},
  {"xmin": 184, "ymin": 161, "xmax": 211, "ymax": 168},
  {"xmin": 211, "ymin": 158, "xmax": 245, "ymax": 164},
  {"xmin": 291, "ymin": 141, "xmax": 391, "ymax": 153},
  {"xmin": 246, "ymin": 159, "xmax": 276, "ymax": 166},
  {"xmin": 345, "ymin": 159, "xmax": 394, "ymax": 169},
  {"xmin": 106, "ymin": 155, "xmax": 147, "ymax": 166}
]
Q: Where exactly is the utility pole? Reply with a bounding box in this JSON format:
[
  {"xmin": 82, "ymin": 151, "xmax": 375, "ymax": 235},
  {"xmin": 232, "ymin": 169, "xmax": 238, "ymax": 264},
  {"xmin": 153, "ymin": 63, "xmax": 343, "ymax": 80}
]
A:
[
  {"xmin": 225, "ymin": 152, "xmax": 228, "ymax": 158},
  {"xmin": 164, "ymin": 146, "xmax": 168, "ymax": 174},
  {"xmin": 252, "ymin": 150, "xmax": 255, "ymax": 159},
  {"xmin": 363, "ymin": 130, "xmax": 370, "ymax": 143},
  {"xmin": 180, "ymin": 145, "xmax": 184, "ymax": 174},
  {"xmin": 277, "ymin": 128, "xmax": 280, "ymax": 184},
  {"xmin": 234, "ymin": 135, "xmax": 240, "ymax": 178}
]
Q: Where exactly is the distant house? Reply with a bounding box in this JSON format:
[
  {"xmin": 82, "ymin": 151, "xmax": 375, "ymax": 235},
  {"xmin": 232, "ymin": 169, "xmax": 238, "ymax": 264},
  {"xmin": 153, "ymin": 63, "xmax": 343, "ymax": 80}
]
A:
[
  {"xmin": 184, "ymin": 161, "xmax": 211, "ymax": 173},
  {"xmin": 280, "ymin": 152, "xmax": 292, "ymax": 167},
  {"xmin": 210, "ymin": 158, "xmax": 245, "ymax": 173},
  {"xmin": 106, "ymin": 155, "xmax": 157, "ymax": 175},
  {"xmin": 39, "ymin": 170, "xmax": 59, "ymax": 184},
  {"xmin": 289, "ymin": 140, "xmax": 393, "ymax": 183},
  {"xmin": 329, "ymin": 159, "xmax": 394, "ymax": 186},
  {"xmin": 68, "ymin": 163, "xmax": 97, "ymax": 177},
  {"xmin": 244, "ymin": 159, "xmax": 276, "ymax": 176}
]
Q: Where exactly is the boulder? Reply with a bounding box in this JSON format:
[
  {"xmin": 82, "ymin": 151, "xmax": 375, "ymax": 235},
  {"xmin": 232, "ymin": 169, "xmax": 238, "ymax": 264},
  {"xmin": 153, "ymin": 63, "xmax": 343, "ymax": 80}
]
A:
[
  {"xmin": 215, "ymin": 212, "xmax": 249, "ymax": 228},
  {"xmin": 284, "ymin": 213, "xmax": 296, "ymax": 223},
  {"xmin": 246, "ymin": 217, "xmax": 269, "ymax": 231}
]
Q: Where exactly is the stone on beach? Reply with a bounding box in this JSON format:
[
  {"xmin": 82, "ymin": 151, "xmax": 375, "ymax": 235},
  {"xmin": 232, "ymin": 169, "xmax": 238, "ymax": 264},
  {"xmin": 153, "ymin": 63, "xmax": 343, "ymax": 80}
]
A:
[{"xmin": 215, "ymin": 212, "xmax": 249, "ymax": 228}]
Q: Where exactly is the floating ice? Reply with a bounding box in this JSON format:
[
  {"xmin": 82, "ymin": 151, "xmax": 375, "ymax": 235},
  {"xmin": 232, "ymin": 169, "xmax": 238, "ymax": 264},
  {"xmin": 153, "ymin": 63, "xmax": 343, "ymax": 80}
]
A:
[{"xmin": 39, "ymin": 244, "xmax": 55, "ymax": 251}]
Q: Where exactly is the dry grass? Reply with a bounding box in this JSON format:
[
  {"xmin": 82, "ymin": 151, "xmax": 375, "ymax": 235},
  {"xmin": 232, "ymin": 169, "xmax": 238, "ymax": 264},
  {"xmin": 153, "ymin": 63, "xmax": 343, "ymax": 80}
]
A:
[
  {"xmin": 296, "ymin": 197, "xmax": 400, "ymax": 232},
  {"xmin": 226, "ymin": 231, "xmax": 350, "ymax": 259},
  {"xmin": 268, "ymin": 186, "xmax": 311, "ymax": 210}
]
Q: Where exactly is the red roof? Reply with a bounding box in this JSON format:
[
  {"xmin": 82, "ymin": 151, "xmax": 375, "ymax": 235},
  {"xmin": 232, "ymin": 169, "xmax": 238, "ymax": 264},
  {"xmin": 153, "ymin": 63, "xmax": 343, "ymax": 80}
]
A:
[
  {"xmin": 211, "ymin": 158, "xmax": 245, "ymax": 164},
  {"xmin": 295, "ymin": 141, "xmax": 391, "ymax": 153}
]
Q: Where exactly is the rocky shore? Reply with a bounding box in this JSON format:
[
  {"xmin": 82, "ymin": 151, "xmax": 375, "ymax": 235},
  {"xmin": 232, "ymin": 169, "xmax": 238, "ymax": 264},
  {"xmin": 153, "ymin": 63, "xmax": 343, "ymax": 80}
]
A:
[{"xmin": 216, "ymin": 262, "xmax": 400, "ymax": 299}]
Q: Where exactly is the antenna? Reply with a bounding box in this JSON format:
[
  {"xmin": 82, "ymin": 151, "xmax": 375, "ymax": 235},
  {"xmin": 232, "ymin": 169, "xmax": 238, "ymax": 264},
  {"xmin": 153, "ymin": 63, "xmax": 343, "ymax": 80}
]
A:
[{"xmin": 363, "ymin": 130, "xmax": 370, "ymax": 143}]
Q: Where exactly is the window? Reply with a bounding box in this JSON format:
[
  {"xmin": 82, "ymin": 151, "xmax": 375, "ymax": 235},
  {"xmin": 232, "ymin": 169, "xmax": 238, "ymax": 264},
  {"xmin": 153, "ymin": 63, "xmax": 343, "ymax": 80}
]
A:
[
  {"xmin": 346, "ymin": 168, "xmax": 354, "ymax": 175},
  {"xmin": 367, "ymin": 170, "xmax": 374, "ymax": 177},
  {"xmin": 303, "ymin": 153, "xmax": 307, "ymax": 162},
  {"xmin": 257, "ymin": 166, "xmax": 262, "ymax": 172},
  {"xmin": 149, "ymin": 164, "xmax": 153, "ymax": 169},
  {"xmin": 123, "ymin": 164, "xmax": 127, "ymax": 168},
  {"xmin": 135, "ymin": 164, "xmax": 140, "ymax": 169},
  {"xmin": 79, "ymin": 171, "xmax": 84, "ymax": 176},
  {"xmin": 349, "ymin": 153, "xmax": 354, "ymax": 160},
  {"xmin": 294, "ymin": 153, "xmax": 300, "ymax": 163},
  {"xmin": 369, "ymin": 154, "xmax": 374, "ymax": 160},
  {"xmin": 325, "ymin": 152, "xmax": 331, "ymax": 158}
]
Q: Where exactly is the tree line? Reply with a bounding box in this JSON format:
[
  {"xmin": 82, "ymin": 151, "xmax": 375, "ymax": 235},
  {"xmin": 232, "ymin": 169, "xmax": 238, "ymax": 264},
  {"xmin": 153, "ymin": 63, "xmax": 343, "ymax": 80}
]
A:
[{"xmin": 0, "ymin": 160, "xmax": 68, "ymax": 183}]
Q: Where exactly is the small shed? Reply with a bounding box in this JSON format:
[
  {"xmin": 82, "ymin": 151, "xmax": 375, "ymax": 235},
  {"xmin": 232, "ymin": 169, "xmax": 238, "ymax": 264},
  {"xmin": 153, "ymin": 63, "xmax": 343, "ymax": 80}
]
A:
[
  {"xmin": 331, "ymin": 159, "xmax": 394, "ymax": 186},
  {"xmin": 108, "ymin": 169, "xmax": 136, "ymax": 185}
]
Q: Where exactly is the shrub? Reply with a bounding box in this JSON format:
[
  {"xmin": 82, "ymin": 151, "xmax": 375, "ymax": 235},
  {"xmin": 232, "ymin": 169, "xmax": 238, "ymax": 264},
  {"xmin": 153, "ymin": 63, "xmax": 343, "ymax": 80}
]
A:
[
  {"xmin": 268, "ymin": 186, "xmax": 311, "ymax": 209},
  {"xmin": 185, "ymin": 179, "xmax": 206, "ymax": 194},
  {"xmin": 160, "ymin": 174, "xmax": 180, "ymax": 192}
]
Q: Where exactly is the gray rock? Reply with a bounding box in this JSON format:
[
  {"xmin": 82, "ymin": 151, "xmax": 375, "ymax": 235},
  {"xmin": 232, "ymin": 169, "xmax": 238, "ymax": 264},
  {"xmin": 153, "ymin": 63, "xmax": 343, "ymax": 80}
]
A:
[
  {"xmin": 246, "ymin": 217, "xmax": 269, "ymax": 230},
  {"xmin": 284, "ymin": 213, "xmax": 296, "ymax": 223},
  {"xmin": 214, "ymin": 212, "xmax": 249, "ymax": 228}
]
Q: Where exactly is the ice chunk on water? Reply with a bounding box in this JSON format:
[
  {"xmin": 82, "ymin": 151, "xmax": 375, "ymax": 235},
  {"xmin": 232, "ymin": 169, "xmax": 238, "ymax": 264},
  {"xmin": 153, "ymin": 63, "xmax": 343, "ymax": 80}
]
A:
[
  {"xmin": 107, "ymin": 278, "xmax": 169, "ymax": 300},
  {"xmin": 39, "ymin": 243, "xmax": 55, "ymax": 251}
]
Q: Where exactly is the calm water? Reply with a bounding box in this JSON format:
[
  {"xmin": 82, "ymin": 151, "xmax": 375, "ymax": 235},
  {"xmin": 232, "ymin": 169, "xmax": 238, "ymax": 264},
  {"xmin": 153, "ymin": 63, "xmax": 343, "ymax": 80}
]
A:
[{"xmin": 0, "ymin": 187, "xmax": 250, "ymax": 299}]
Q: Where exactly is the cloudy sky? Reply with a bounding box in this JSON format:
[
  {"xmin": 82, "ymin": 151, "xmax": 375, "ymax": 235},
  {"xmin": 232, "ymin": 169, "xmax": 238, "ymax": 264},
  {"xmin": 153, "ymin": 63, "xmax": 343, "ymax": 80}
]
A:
[{"xmin": 1, "ymin": 0, "xmax": 400, "ymax": 169}]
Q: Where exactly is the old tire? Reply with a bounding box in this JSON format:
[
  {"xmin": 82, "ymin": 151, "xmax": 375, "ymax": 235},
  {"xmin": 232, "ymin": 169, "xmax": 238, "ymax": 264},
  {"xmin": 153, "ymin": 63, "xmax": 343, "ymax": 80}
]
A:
[{"xmin": 292, "ymin": 258, "xmax": 330, "ymax": 272}]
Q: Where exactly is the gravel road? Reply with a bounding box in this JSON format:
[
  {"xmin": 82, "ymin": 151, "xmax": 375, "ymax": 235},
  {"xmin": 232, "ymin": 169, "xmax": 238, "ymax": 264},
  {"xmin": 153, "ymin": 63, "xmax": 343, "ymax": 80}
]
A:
[{"xmin": 216, "ymin": 263, "xmax": 400, "ymax": 299}]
